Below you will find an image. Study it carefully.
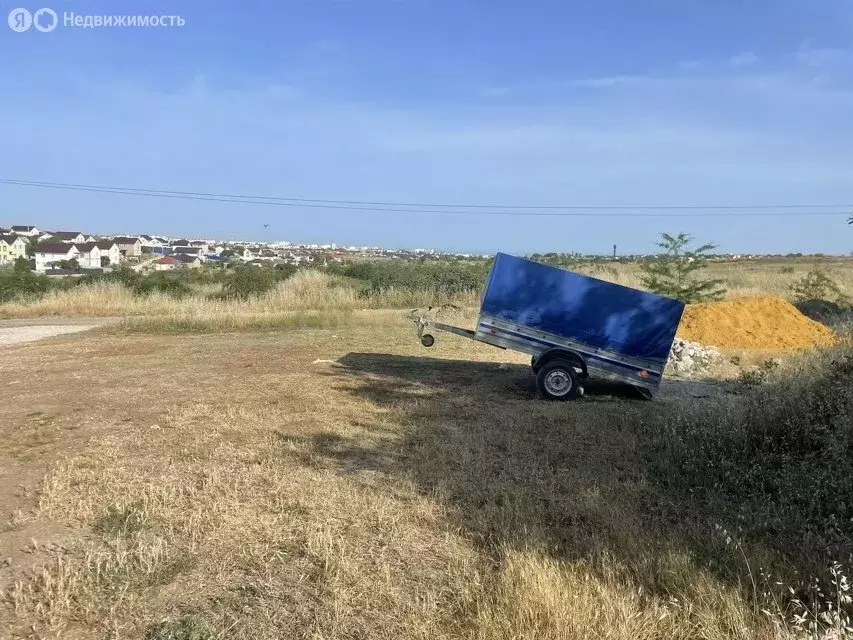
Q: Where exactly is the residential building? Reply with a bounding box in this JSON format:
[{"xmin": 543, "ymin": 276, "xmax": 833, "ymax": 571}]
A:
[
  {"xmin": 172, "ymin": 246, "xmax": 204, "ymax": 259},
  {"xmin": 73, "ymin": 243, "xmax": 102, "ymax": 269},
  {"xmin": 153, "ymin": 256, "xmax": 179, "ymax": 271},
  {"xmin": 11, "ymin": 225, "xmax": 39, "ymax": 237},
  {"xmin": 95, "ymin": 241, "xmax": 121, "ymax": 265},
  {"xmin": 112, "ymin": 236, "xmax": 143, "ymax": 257},
  {"xmin": 34, "ymin": 243, "xmax": 79, "ymax": 271},
  {"xmin": 140, "ymin": 235, "xmax": 163, "ymax": 248},
  {"xmin": 173, "ymin": 253, "xmax": 202, "ymax": 269},
  {"xmin": 49, "ymin": 231, "xmax": 87, "ymax": 243},
  {"xmin": 0, "ymin": 234, "xmax": 29, "ymax": 265}
]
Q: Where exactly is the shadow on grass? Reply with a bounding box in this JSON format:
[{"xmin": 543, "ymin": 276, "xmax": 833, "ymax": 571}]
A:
[{"xmin": 301, "ymin": 351, "xmax": 778, "ymax": 603}]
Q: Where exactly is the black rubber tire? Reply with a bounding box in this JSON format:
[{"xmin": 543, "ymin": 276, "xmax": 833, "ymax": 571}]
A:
[{"xmin": 536, "ymin": 360, "xmax": 581, "ymax": 401}]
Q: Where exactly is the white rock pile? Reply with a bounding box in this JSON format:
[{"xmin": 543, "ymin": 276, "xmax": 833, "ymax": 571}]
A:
[{"xmin": 667, "ymin": 339, "xmax": 721, "ymax": 376}]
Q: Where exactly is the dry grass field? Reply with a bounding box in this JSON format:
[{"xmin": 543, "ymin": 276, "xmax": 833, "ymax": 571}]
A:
[
  {"xmin": 1, "ymin": 259, "xmax": 852, "ymax": 640},
  {"xmin": 2, "ymin": 258, "xmax": 852, "ymax": 330}
]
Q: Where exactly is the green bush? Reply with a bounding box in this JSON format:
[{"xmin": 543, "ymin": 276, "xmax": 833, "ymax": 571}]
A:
[
  {"xmin": 0, "ymin": 269, "xmax": 51, "ymax": 302},
  {"xmin": 222, "ymin": 264, "xmax": 279, "ymax": 299},
  {"xmin": 132, "ymin": 272, "xmax": 192, "ymax": 299},
  {"xmin": 186, "ymin": 265, "xmax": 227, "ymax": 286},
  {"xmin": 790, "ymin": 269, "xmax": 850, "ymax": 305},
  {"xmin": 647, "ymin": 347, "xmax": 853, "ymax": 574},
  {"xmin": 333, "ymin": 260, "xmax": 490, "ymax": 294}
]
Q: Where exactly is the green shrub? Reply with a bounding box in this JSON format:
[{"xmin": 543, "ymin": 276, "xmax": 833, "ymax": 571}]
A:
[
  {"xmin": 222, "ymin": 264, "xmax": 279, "ymax": 299},
  {"xmin": 133, "ymin": 272, "xmax": 192, "ymax": 299},
  {"xmin": 790, "ymin": 269, "xmax": 850, "ymax": 305},
  {"xmin": 647, "ymin": 347, "xmax": 853, "ymax": 574},
  {"xmin": 0, "ymin": 269, "xmax": 51, "ymax": 302},
  {"xmin": 333, "ymin": 260, "xmax": 490, "ymax": 294},
  {"xmin": 186, "ymin": 265, "xmax": 227, "ymax": 286}
]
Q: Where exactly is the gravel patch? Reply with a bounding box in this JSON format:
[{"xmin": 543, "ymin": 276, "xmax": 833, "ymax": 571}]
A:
[{"xmin": 0, "ymin": 325, "xmax": 100, "ymax": 347}]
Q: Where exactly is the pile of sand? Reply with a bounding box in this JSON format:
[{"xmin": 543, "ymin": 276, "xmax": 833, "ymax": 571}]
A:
[{"xmin": 677, "ymin": 296, "xmax": 835, "ymax": 349}]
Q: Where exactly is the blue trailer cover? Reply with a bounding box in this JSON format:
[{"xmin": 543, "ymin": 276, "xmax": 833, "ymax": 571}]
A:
[{"xmin": 480, "ymin": 253, "xmax": 685, "ymax": 362}]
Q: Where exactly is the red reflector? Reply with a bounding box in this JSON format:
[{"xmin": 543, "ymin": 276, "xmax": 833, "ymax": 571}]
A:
[
  {"xmin": 490, "ymin": 328, "xmax": 498, "ymax": 335},
  {"xmin": 639, "ymin": 370, "xmax": 649, "ymax": 378}
]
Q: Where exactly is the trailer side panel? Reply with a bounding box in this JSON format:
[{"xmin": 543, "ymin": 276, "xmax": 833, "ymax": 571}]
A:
[{"xmin": 479, "ymin": 253, "xmax": 685, "ymax": 379}]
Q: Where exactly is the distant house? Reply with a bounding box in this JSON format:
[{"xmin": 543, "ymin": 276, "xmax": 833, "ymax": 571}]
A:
[
  {"xmin": 0, "ymin": 234, "xmax": 28, "ymax": 265},
  {"xmin": 49, "ymin": 231, "xmax": 87, "ymax": 244},
  {"xmin": 170, "ymin": 239, "xmax": 190, "ymax": 247},
  {"xmin": 73, "ymin": 242, "xmax": 102, "ymax": 269},
  {"xmin": 95, "ymin": 241, "xmax": 121, "ymax": 265},
  {"xmin": 34, "ymin": 243, "xmax": 79, "ymax": 271},
  {"xmin": 172, "ymin": 246, "xmax": 204, "ymax": 259},
  {"xmin": 140, "ymin": 235, "xmax": 163, "ymax": 248},
  {"xmin": 188, "ymin": 241, "xmax": 210, "ymax": 253},
  {"xmin": 11, "ymin": 225, "xmax": 39, "ymax": 237},
  {"xmin": 152, "ymin": 256, "xmax": 179, "ymax": 271},
  {"xmin": 112, "ymin": 236, "xmax": 142, "ymax": 257},
  {"xmin": 173, "ymin": 253, "xmax": 202, "ymax": 269},
  {"xmin": 0, "ymin": 227, "xmax": 9, "ymax": 234}
]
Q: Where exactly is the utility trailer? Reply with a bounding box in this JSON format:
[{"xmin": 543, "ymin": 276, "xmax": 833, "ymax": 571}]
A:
[{"xmin": 414, "ymin": 253, "xmax": 685, "ymax": 400}]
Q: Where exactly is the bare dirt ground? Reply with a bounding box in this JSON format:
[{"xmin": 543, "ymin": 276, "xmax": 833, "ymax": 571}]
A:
[{"xmin": 0, "ymin": 314, "xmax": 752, "ymax": 639}]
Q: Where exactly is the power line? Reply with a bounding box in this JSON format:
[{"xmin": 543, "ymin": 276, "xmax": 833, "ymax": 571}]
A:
[{"xmin": 1, "ymin": 178, "xmax": 851, "ymax": 218}]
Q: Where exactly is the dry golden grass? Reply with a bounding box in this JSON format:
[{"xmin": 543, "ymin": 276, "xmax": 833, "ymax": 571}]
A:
[
  {"xmin": 0, "ymin": 271, "xmax": 481, "ymax": 330},
  {"xmin": 2, "ymin": 259, "xmax": 851, "ymax": 327},
  {"xmin": 2, "ymin": 261, "xmax": 851, "ymax": 639},
  {"xmin": 576, "ymin": 258, "xmax": 853, "ymax": 300},
  {"xmin": 1, "ymin": 315, "xmax": 802, "ymax": 640}
]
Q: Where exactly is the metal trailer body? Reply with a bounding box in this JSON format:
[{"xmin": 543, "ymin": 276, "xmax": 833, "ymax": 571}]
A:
[{"xmin": 415, "ymin": 253, "xmax": 685, "ymax": 398}]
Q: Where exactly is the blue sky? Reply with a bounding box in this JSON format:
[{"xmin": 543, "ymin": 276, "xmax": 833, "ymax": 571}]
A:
[{"xmin": 1, "ymin": 0, "xmax": 852, "ymax": 254}]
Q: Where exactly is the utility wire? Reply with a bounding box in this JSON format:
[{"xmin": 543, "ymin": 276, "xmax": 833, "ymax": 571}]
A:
[{"xmin": 1, "ymin": 178, "xmax": 851, "ymax": 218}]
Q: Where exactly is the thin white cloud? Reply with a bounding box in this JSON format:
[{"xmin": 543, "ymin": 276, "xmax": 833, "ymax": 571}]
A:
[
  {"xmin": 729, "ymin": 52, "xmax": 759, "ymax": 66},
  {"xmin": 676, "ymin": 60, "xmax": 703, "ymax": 70},
  {"xmin": 797, "ymin": 46, "xmax": 853, "ymax": 67},
  {"xmin": 482, "ymin": 86, "xmax": 510, "ymax": 98},
  {"xmin": 570, "ymin": 74, "xmax": 653, "ymax": 88}
]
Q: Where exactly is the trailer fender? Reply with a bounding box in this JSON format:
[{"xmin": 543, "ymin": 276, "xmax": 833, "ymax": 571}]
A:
[{"xmin": 532, "ymin": 349, "xmax": 588, "ymax": 378}]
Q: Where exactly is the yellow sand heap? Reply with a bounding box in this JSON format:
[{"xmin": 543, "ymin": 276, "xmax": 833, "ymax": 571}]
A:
[{"xmin": 677, "ymin": 296, "xmax": 835, "ymax": 349}]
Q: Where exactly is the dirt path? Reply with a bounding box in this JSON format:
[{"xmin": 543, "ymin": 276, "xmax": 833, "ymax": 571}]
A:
[{"xmin": 0, "ymin": 317, "xmax": 119, "ymax": 347}]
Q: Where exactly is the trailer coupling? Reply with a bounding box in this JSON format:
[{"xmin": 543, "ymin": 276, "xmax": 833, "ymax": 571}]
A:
[{"xmin": 413, "ymin": 316, "xmax": 477, "ymax": 348}]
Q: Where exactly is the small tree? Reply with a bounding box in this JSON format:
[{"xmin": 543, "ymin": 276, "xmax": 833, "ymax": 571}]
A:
[
  {"xmin": 640, "ymin": 232, "xmax": 726, "ymax": 303},
  {"xmin": 12, "ymin": 256, "xmax": 30, "ymax": 273}
]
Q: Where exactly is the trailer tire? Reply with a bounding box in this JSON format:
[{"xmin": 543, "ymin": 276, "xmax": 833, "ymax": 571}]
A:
[{"xmin": 536, "ymin": 360, "xmax": 581, "ymax": 401}]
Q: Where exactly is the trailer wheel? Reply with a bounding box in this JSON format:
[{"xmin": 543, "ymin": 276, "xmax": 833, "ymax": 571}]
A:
[
  {"xmin": 420, "ymin": 334, "xmax": 435, "ymax": 347},
  {"xmin": 536, "ymin": 360, "xmax": 581, "ymax": 401}
]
